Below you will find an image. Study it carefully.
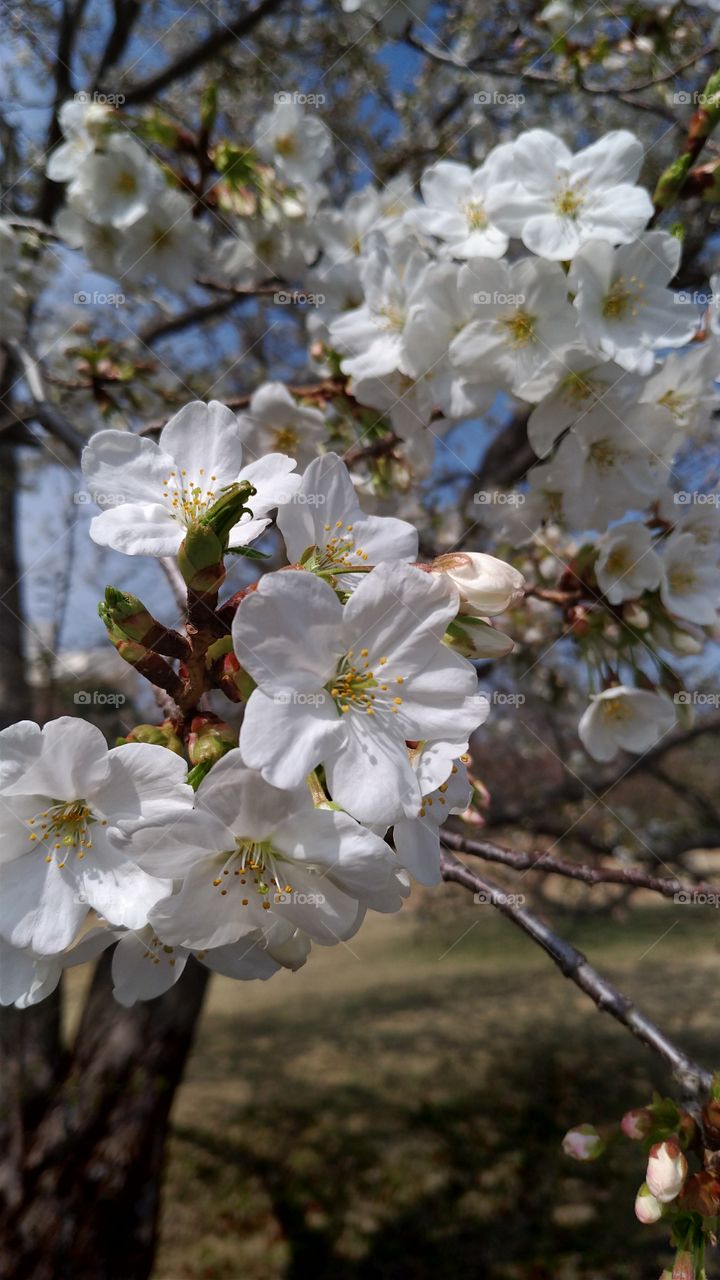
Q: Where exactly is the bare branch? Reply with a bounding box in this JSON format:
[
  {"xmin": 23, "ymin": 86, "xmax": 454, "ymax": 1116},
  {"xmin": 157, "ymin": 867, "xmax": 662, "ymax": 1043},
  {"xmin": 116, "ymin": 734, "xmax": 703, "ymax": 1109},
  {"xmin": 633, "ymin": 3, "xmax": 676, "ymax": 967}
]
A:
[
  {"xmin": 440, "ymin": 830, "xmax": 720, "ymax": 903},
  {"xmin": 115, "ymin": 0, "xmax": 291, "ymax": 105},
  {"xmin": 440, "ymin": 850, "xmax": 713, "ymax": 1097},
  {"xmin": 2, "ymin": 341, "xmax": 84, "ymax": 457}
]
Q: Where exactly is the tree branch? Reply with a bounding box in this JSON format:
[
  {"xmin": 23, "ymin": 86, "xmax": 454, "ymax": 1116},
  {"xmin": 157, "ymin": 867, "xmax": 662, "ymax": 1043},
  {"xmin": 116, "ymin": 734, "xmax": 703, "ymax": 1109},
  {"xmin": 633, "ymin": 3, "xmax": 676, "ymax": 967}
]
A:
[
  {"xmin": 440, "ymin": 850, "xmax": 713, "ymax": 1096},
  {"xmin": 440, "ymin": 830, "xmax": 720, "ymax": 903},
  {"xmin": 114, "ymin": 0, "xmax": 291, "ymax": 105}
]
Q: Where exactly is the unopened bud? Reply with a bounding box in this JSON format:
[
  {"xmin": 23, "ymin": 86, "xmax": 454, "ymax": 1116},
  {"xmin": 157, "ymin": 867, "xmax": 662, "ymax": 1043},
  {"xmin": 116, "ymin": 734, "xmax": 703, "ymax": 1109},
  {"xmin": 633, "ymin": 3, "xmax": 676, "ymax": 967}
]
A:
[
  {"xmin": 177, "ymin": 524, "xmax": 226, "ymax": 596},
  {"xmin": 206, "ymin": 637, "xmax": 256, "ymax": 702},
  {"xmin": 634, "ymin": 1183, "xmax": 663, "ymax": 1224},
  {"xmin": 101, "ymin": 586, "xmax": 188, "ymax": 658},
  {"xmin": 623, "ymin": 602, "xmax": 650, "ymax": 630},
  {"xmin": 186, "ymin": 713, "xmax": 238, "ymax": 766},
  {"xmin": 621, "ymin": 1108, "xmax": 653, "ymax": 1140},
  {"xmin": 202, "ymin": 481, "xmax": 256, "ymax": 545},
  {"xmin": 430, "ymin": 552, "xmax": 525, "ymax": 616},
  {"xmin": 562, "ymin": 1124, "xmax": 605, "ymax": 1161},
  {"xmin": 119, "ymin": 721, "xmax": 184, "ymax": 755},
  {"xmin": 646, "ymin": 1140, "xmax": 688, "ymax": 1203}
]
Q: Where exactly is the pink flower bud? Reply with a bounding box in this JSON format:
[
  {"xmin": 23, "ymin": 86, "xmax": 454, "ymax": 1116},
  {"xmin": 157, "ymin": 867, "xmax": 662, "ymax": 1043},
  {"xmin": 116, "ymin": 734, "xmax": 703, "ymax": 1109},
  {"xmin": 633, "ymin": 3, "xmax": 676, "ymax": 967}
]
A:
[
  {"xmin": 672, "ymin": 1251, "xmax": 694, "ymax": 1280},
  {"xmin": 634, "ymin": 1183, "xmax": 663, "ymax": 1224},
  {"xmin": 621, "ymin": 1107, "xmax": 653, "ymax": 1140},
  {"xmin": 646, "ymin": 1140, "xmax": 688, "ymax": 1203},
  {"xmin": 562, "ymin": 1124, "xmax": 605, "ymax": 1161}
]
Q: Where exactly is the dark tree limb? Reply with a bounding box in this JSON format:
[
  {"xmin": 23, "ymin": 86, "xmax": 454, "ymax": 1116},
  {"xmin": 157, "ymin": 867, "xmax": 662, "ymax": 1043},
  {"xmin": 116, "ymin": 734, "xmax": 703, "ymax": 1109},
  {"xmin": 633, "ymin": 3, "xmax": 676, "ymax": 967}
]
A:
[{"xmin": 440, "ymin": 850, "xmax": 713, "ymax": 1097}]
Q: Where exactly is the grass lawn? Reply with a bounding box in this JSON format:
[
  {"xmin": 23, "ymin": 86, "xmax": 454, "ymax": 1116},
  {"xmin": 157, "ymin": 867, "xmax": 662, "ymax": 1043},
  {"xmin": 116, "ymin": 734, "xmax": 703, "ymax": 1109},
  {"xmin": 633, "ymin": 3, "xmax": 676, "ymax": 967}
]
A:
[{"xmin": 153, "ymin": 891, "xmax": 719, "ymax": 1280}]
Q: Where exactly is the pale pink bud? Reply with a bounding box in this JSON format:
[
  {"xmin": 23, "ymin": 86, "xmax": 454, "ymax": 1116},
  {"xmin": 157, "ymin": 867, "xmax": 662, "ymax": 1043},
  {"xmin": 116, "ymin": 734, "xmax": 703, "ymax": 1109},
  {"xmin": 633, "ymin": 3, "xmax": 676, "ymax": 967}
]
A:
[
  {"xmin": 646, "ymin": 1140, "xmax": 688, "ymax": 1203},
  {"xmin": 634, "ymin": 1183, "xmax": 663, "ymax": 1224},
  {"xmin": 672, "ymin": 1251, "xmax": 694, "ymax": 1280},
  {"xmin": 430, "ymin": 552, "xmax": 525, "ymax": 615},
  {"xmin": 562, "ymin": 1124, "xmax": 605, "ymax": 1161},
  {"xmin": 621, "ymin": 1107, "xmax": 652, "ymax": 1140}
]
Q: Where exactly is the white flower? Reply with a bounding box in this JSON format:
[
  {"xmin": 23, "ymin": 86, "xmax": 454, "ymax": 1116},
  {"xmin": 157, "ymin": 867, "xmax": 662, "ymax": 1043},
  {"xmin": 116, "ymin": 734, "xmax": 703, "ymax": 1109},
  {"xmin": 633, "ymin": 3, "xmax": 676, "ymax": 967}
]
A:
[
  {"xmin": 55, "ymin": 206, "xmax": 123, "ymax": 277},
  {"xmin": 237, "ymin": 383, "xmax": 326, "ymax": 468},
  {"xmin": 709, "ymin": 272, "xmax": 720, "ymax": 335},
  {"xmin": 640, "ymin": 342, "xmax": 719, "ymax": 440},
  {"xmin": 646, "ymin": 1141, "xmax": 688, "ymax": 1203},
  {"xmin": 526, "ymin": 353, "xmax": 640, "ymax": 459},
  {"xmin": 449, "ymin": 257, "xmax": 578, "ymax": 396},
  {"xmin": 121, "ymin": 749, "xmax": 406, "ymax": 950},
  {"xmin": 658, "ymin": 532, "xmax": 720, "ymax": 625},
  {"xmin": 0, "ymin": 929, "xmax": 112, "ymax": 1008},
  {"xmin": 486, "ymin": 129, "xmax": 653, "ymax": 260},
  {"xmin": 276, "ymin": 453, "xmax": 418, "ymax": 587},
  {"xmin": 232, "ymin": 561, "xmax": 489, "ymax": 824},
  {"xmin": 254, "ymin": 101, "xmax": 332, "ymax": 187},
  {"xmin": 578, "ymin": 686, "xmax": 675, "ymax": 762},
  {"xmin": 67, "ymin": 133, "xmax": 163, "ymax": 229},
  {"xmin": 0, "ymin": 718, "xmax": 192, "ymax": 954},
  {"xmin": 429, "ymin": 552, "xmax": 525, "ymax": 615},
  {"xmin": 341, "ymin": 0, "xmax": 431, "ymax": 36},
  {"xmin": 393, "ymin": 743, "xmax": 470, "ymax": 885},
  {"xmin": 405, "ymin": 159, "xmax": 509, "ymax": 260},
  {"xmin": 329, "ymin": 234, "xmax": 447, "ymax": 382},
  {"xmin": 569, "ymin": 233, "xmax": 699, "ymax": 374},
  {"xmin": 595, "ymin": 523, "xmax": 662, "ymax": 603},
  {"xmin": 81, "ymin": 399, "xmax": 300, "ymax": 557},
  {"xmin": 46, "ymin": 98, "xmax": 112, "ymax": 183},
  {"xmin": 117, "ymin": 187, "xmax": 208, "ymax": 290},
  {"xmin": 549, "ymin": 402, "xmax": 676, "ymax": 530}
]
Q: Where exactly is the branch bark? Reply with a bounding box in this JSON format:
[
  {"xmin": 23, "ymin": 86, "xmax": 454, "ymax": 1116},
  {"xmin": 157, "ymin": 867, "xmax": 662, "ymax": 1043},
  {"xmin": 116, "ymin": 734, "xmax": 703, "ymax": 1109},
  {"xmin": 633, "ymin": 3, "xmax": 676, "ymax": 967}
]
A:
[{"xmin": 440, "ymin": 850, "xmax": 713, "ymax": 1097}]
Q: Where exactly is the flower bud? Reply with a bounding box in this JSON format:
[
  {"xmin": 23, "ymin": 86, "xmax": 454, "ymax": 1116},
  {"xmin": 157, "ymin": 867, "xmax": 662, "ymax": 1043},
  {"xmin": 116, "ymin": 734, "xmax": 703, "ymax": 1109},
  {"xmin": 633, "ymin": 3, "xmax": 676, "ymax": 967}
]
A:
[
  {"xmin": 186, "ymin": 713, "xmax": 238, "ymax": 766},
  {"xmin": 646, "ymin": 1140, "xmax": 688, "ymax": 1203},
  {"xmin": 622, "ymin": 1108, "xmax": 653, "ymax": 1140},
  {"xmin": 672, "ymin": 1251, "xmax": 694, "ymax": 1280},
  {"xmin": 101, "ymin": 586, "xmax": 189, "ymax": 659},
  {"xmin": 623, "ymin": 602, "xmax": 650, "ymax": 630},
  {"xmin": 206, "ymin": 637, "xmax": 256, "ymax": 702},
  {"xmin": 634, "ymin": 1183, "xmax": 663, "ymax": 1224},
  {"xmin": 444, "ymin": 618, "xmax": 515, "ymax": 659},
  {"xmin": 119, "ymin": 721, "xmax": 184, "ymax": 755},
  {"xmin": 201, "ymin": 480, "xmax": 256, "ymax": 546},
  {"xmin": 177, "ymin": 524, "xmax": 226, "ymax": 596},
  {"xmin": 562, "ymin": 1124, "xmax": 605, "ymax": 1161},
  {"xmin": 430, "ymin": 552, "xmax": 525, "ymax": 616}
]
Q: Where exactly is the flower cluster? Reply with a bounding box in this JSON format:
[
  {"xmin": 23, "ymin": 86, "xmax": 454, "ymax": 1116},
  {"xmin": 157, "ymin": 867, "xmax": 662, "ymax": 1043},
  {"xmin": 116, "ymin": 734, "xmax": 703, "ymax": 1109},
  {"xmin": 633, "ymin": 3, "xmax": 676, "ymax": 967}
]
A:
[
  {"xmin": 0, "ymin": 400, "xmax": 523, "ymax": 1006},
  {"xmin": 564, "ymin": 1084, "xmax": 720, "ymax": 1279}
]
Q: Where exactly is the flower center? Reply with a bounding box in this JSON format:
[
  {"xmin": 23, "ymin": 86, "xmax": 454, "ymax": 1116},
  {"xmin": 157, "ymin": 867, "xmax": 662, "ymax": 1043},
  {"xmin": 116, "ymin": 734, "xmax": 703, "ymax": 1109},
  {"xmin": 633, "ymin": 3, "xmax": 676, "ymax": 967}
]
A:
[
  {"xmin": 499, "ymin": 310, "xmax": 537, "ymax": 347},
  {"xmin": 162, "ymin": 468, "xmax": 219, "ymax": 524},
  {"xmin": 463, "ymin": 199, "xmax": 489, "ymax": 231},
  {"xmin": 605, "ymin": 548, "xmax": 630, "ymax": 576},
  {"xmin": 588, "ymin": 439, "xmax": 620, "ymax": 472},
  {"xmin": 210, "ymin": 838, "xmax": 294, "ymax": 909},
  {"xmin": 27, "ymin": 799, "xmax": 104, "ymax": 867},
  {"xmin": 657, "ymin": 389, "xmax": 688, "ymax": 421},
  {"xmin": 327, "ymin": 649, "xmax": 405, "ymax": 717},
  {"xmin": 115, "ymin": 170, "xmax": 138, "ymax": 195},
  {"xmin": 560, "ymin": 370, "xmax": 597, "ymax": 406},
  {"xmin": 376, "ymin": 303, "xmax": 405, "ymax": 333},
  {"xmin": 271, "ymin": 425, "xmax": 300, "ymax": 453},
  {"xmin": 553, "ymin": 185, "xmax": 585, "ymax": 218},
  {"xmin": 668, "ymin": 566, "xmax": 696, "ymax": 594},
  {"xmin": 303, "ymin": 520, "xmax": 369, "ymax": 576},
  {"xmin": 275, "ymin": 134, "xmax": 297, "ymax": 158},
  {"xmin": 602, "ymin": 697, "xmax": 631, "ymax": 723},
  {"xmin": 602, "ymin": 275, "xmax": 645, "ymax": 320}
]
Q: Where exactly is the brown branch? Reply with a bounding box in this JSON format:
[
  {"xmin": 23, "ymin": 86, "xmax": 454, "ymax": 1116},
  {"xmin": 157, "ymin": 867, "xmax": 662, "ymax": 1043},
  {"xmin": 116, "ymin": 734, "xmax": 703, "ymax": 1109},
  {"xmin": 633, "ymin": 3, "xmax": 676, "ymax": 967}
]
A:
[
  {"xmin": 440, "ymin": 850, "xmax": 713, "ymax": 1096},
  {"xmin": 115, "ymin": 0, "xmax": 291, "ymax": 105},
  {"xmin": 440, "ymin": 830, "xmax": 720, "ymax": 903}
]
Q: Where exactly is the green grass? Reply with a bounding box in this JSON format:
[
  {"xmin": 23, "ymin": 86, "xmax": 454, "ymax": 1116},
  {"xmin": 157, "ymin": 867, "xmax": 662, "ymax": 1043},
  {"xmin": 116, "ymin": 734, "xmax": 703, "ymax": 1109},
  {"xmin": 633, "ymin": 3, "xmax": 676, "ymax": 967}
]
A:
[{"xmin": 153, "ymin": 895, "xmax": 720, "ymax": 1280}]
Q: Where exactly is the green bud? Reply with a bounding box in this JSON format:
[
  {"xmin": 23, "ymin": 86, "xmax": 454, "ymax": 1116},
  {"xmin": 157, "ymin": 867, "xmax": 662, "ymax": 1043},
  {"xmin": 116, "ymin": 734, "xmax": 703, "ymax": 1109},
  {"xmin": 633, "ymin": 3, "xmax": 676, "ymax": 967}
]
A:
[
  {"xmin": 186, "ymin": 713, "xmax": 238, "ymax": 766},
  {"xmin": 201, "ymin": 481, "xmax": 256, "ymax": 545},
  {"xmin": 177, "ymin": 524, "xmax": 225, "ymax": 594},
  {"xmin": 118, "ymin": 721, "xmax": 185, "ymax": 755}
]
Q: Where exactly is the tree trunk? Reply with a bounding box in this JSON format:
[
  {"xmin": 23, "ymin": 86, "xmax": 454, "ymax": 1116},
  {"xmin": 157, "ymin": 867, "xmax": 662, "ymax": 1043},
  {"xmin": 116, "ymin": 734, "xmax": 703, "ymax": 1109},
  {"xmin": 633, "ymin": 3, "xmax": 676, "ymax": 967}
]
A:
[
  {"xmin": 0, "ymin": 423, "xmax": 210, "ymax": 1279},
  {"xmin": 0, "ymin": 953, "xmax": 209, "ymax": 1280}
]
